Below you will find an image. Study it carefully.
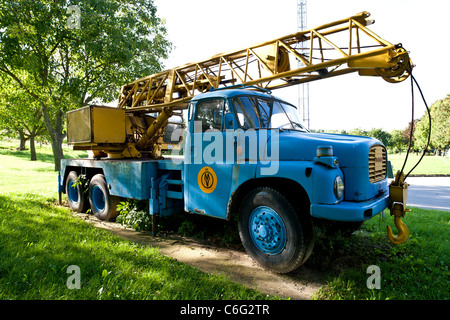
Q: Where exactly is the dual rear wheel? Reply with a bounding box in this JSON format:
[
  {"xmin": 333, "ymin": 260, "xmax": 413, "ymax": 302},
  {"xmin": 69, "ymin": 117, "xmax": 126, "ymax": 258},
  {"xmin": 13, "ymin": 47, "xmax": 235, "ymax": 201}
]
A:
[{"xmin": 65, "ymin": 171, "xmax": 119, "ymax": 221}]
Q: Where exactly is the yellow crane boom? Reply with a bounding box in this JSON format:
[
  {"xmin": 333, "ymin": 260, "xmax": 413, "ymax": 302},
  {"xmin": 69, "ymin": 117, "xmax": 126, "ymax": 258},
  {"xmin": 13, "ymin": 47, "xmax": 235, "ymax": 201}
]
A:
[{"xmin": 118, "ymin": 11, "xmax": 411, "ymax": 114}]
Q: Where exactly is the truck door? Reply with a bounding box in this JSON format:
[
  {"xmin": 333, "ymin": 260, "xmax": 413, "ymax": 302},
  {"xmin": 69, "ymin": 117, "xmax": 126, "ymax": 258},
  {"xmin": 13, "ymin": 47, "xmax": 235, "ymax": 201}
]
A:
[{"xmin": 185, "ymin": 98, "xmax": 235, "ymax": 219}]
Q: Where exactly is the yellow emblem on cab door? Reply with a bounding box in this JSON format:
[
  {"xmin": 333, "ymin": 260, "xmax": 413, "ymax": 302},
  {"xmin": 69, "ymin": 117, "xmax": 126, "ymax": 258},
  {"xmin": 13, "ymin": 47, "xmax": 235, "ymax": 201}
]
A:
[{"xmin": 198, "ymin": 167, "xmax": 217, "ymax": 193}]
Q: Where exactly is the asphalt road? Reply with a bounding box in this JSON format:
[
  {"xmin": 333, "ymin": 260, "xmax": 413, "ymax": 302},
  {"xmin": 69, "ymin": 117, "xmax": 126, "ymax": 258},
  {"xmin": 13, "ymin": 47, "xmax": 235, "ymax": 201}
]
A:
[{"xmin": 403, "ymin": 177, "xmax": 450, "ymax": 211}]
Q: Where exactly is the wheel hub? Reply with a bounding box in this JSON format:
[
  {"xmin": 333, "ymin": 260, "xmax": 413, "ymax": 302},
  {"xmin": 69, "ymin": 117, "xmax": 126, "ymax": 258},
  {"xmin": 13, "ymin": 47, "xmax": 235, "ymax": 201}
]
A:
[
  {"xmin": 258, "ymin": 225, "xmax": 269, "ymax": 238},
  {"xmin": 92, "ymin": 185, "xmax": 106, "ymax": 213},
  {"xmin": 67, "ymin": 181, "xmax": 79, "ymax": 204},
  {"xmin": 249, "ymin": 206, "xmax": 287, "ymax": 255}
]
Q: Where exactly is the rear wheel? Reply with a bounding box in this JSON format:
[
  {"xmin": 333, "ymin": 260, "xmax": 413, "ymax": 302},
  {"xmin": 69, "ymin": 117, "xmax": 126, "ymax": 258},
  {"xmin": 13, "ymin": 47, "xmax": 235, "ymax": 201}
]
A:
[
  {"xmin": 88, "ymin": 174, "xmax": 120, "ymax": 221},
  {"xmin": 238, "ymin": 187, "xmax": 314, "ymax": 274},
  {"xmin": 65, "ymin": 171, "xmax": 88, "ymax": 213}
]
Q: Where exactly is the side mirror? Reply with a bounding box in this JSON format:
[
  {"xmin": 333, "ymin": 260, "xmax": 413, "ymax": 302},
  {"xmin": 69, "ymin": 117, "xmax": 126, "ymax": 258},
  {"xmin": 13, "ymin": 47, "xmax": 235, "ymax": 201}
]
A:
[{"xmin": 224, "ymin": 112, "xmax": 236, "ymax": 130}]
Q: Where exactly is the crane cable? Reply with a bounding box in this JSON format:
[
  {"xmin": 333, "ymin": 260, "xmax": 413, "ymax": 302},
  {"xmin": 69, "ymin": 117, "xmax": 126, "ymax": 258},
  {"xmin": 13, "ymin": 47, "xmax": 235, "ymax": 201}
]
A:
[
  {"xmin": 400, "ymin": 68, "xmax": 432, "ymax": 180},
  {"xmin": 386, "ymin": 66, "xmax": 431, "ymax": 245}
]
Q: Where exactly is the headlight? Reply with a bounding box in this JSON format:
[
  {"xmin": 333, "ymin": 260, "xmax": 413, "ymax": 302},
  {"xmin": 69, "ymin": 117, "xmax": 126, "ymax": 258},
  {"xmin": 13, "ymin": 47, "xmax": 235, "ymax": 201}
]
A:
[{"xmin": 334, "ymin": 176, "xmax": 344, "ymax": 200}]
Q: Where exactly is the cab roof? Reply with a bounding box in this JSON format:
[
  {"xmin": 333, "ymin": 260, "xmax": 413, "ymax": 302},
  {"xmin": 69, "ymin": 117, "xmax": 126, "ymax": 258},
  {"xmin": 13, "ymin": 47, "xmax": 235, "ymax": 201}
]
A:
[{"xmin": 190, "ymin": 87, "xmax": 275, "ymax": 101}]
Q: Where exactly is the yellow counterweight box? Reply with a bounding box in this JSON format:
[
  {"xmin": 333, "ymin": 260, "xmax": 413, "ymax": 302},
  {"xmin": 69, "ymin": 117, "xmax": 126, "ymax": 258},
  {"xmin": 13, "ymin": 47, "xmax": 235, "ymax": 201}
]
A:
[{"xmin": 67, "ymin": 105, "xmax": 126, "ymax": 145}]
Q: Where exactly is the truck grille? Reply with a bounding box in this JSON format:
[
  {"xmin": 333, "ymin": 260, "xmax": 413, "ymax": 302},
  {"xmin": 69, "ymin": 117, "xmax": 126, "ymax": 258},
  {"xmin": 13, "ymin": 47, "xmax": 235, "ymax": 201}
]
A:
[{"xmin": 369, "ymin": 145, "xmax": 387, "ymax": 183}]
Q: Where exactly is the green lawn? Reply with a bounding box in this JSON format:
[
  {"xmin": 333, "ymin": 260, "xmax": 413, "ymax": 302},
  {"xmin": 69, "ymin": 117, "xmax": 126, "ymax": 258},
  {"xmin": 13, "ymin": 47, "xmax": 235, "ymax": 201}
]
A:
[
  {"xmin": 0, "ymin": 138, "xmax": 87, "ymax": 197},
  {"xmin": 311, "ymin": 208, "xmax": 449, "ymax": 300},
  {"xmin": 389, "ymin": 153, "xmax": 450, "ymax": 176}
]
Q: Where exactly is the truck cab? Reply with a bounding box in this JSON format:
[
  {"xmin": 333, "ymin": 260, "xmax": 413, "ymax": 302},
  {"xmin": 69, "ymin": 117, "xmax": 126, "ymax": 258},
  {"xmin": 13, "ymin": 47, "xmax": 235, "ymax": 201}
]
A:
[{"xmin": 185, "ymin": 87, "xmax": 389, "ymax": 218}]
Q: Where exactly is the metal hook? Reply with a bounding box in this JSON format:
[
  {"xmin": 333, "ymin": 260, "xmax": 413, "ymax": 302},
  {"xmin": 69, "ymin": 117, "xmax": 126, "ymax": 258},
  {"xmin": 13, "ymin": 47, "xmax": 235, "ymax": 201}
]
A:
[{"xmin": 387, "ymin": 206, "xmax": 409, "ymax": 245}]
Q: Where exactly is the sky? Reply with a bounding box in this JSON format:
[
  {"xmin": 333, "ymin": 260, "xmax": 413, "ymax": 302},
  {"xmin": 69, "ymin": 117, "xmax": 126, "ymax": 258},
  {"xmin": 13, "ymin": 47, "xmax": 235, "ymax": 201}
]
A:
[{"xmin": 153, "ymin": 0, "xmax": 449, "ymax": 132}]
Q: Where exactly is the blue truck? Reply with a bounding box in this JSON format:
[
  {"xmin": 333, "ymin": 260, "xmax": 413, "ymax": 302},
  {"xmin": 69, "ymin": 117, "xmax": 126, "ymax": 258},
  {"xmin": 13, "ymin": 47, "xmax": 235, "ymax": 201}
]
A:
[
  {"xmin": 59, "ymin": 12, "xmax": 412, "ymax": 273},
  {"xmin": 59, "ymin": 87, "xmax": 393, "ymax": 273}
]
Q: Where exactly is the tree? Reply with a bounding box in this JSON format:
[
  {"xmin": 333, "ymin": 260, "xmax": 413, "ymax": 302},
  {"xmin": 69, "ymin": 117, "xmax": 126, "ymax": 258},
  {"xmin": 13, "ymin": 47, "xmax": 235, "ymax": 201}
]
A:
[
  {"xmin": 430, "ymin": 96, "xmax": 450, "ymax": 151},
  {"xmin": 348, "ymin": 128, "xmax": 368, "ymax": 137},
  {"xmin": 0, "ymin": 0, "xmax": 172, "ymax": 170},
  {"xmin": 390, "ymin": 129, "xmax": 407, "ymax": 153},
  {"xmin": 402, "ymin": 120, "xmax": 418, "ymax": 150},
  {"xmin": 414, "ymin": 95, "xmax": 450, "ymax": 154},
  {"xmin": 367, "ymin": 128, "xmax": 391, "ymax": 147},
  {"xmin": 0, "ymin": 74, "xmax": 46, "ymax": 160},
  {"xmin": 414, "ymin": 113, "xmax": 431, "ymax": 152}
]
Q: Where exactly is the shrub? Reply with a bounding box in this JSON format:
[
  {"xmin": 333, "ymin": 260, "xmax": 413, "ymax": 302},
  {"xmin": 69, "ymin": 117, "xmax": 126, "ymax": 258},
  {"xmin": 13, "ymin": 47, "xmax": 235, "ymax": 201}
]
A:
[{"xmin": 116, "ymin": 200, "xmax": 152, "ymax": 231}]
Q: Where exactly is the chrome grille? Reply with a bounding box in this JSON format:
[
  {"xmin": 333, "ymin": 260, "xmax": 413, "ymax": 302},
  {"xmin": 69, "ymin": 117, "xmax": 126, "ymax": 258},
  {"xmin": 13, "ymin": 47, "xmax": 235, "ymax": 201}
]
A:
[{"xmin": 369, "ymin": 145, "xmax": 387, "ymax": 183}]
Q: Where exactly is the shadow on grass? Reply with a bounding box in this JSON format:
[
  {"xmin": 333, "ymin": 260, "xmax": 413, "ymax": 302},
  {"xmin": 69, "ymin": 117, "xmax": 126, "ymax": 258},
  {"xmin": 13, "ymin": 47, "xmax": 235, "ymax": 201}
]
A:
[
  {"xmin": 0, "ymin": 144, "xmax": 87, "ymax": 166},
  {"xmin": 0, "ymin": 146, "xmax": 55, "ymax": 164},
  {"xmin": 0, "ymin": 194, "xmax": 270, "ymax": 300}
]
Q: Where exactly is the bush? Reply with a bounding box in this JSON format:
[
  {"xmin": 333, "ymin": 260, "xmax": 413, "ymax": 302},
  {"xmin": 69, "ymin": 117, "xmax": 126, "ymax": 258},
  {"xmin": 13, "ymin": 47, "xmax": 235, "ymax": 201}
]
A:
[{"xmin": 116, "ymin": 200, "xmax": 152, "ymax": 231}]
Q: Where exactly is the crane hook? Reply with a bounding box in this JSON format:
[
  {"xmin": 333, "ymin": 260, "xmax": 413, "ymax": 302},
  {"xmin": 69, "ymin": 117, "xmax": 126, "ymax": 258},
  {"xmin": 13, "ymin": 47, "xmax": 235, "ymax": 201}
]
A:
[
  {"xmin": 387, "ymin": 171, "xmax": 410, "ymax": 245},
  {"xmin": 387, "ymin": 204, "xmax": 410, "ymax": 245}
]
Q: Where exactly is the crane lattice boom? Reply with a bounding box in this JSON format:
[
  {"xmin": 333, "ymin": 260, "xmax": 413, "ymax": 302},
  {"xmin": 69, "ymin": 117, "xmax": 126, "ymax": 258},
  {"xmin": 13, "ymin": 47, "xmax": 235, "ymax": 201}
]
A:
[{"xmin": 118, "ymin": 11, "xmax": 411, "ymax": 113}]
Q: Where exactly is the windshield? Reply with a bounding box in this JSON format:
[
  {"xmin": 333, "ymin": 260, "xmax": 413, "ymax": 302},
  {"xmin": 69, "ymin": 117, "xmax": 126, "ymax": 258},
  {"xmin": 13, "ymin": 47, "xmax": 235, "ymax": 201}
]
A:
[{"xmin": 233, "ymin": 96, "xmax": 308, "ymax": 132}]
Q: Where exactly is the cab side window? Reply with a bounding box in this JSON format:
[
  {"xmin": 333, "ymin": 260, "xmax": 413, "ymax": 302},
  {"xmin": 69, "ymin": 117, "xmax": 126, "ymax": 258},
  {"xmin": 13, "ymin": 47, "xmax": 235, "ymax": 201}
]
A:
[
  {"xmin": 233, "ymin": 96, "xmax": 260, "ymax": 129},
  {"xmin": 195, "ymin": 99, "xmax": 225, "ymax": 132}
]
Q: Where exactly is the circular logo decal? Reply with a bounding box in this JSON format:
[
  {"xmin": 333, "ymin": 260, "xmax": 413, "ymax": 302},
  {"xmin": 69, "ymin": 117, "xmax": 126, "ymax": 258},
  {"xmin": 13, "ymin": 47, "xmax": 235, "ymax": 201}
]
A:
[{"xmin": 197, "ymin": 166, "xmax": 217, "ymax": 193}]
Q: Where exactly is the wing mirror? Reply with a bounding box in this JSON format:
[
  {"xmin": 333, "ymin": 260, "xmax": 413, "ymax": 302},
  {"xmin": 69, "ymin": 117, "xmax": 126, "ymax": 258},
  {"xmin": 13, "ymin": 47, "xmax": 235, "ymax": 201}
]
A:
[{"xmin": 224, "ymin": 112, "xmax": 236, "ymax": 130}]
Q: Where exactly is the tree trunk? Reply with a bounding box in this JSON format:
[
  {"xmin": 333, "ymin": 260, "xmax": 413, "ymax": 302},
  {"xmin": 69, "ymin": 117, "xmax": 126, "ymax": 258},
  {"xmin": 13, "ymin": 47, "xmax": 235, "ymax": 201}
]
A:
[
  {"xmin": 49, "ymin": 134, "xmax": 64, "ymax": 170},
  {"xmin": 41, "ymin": 103, "xmax": 65, "ymax": 171},
  {"xmin": 18, "ymin": 129, "xmax": 28, "ymax": 150},
  {"xmin": 29, "ymin": 123, "xmax": 46, "ymax": 162},
  {"xmin": 29, "ymin": 135, "xmax": 37, "ymax": 161}
]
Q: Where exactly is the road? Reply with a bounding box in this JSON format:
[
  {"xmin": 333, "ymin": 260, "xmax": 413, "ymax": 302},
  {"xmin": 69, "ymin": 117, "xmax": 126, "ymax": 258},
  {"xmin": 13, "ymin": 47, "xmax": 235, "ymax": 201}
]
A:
[{"xmin": 403, "ymin": 177, "xmax": 450, "ymax": 211}]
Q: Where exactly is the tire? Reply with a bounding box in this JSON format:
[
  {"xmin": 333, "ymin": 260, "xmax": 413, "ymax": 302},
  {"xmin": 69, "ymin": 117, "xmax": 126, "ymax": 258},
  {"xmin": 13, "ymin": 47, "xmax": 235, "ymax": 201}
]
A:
[
  {"xmin": 238, "ymin": 187, "xmax": 314, "ymax": 274},
  {"xmin": 88, "ymin": 174, "xmax": 120, "ymax": 221},
  {"xmin": 65, "ymin": 171, "xmax": 89, "ymax": 213}
]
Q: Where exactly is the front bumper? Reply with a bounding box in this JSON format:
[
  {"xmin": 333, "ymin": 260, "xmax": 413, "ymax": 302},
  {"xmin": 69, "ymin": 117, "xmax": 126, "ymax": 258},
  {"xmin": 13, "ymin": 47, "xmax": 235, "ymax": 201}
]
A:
[{"xmin": 310, "ymin": 191, "xmax": 390, "ymax": 222}]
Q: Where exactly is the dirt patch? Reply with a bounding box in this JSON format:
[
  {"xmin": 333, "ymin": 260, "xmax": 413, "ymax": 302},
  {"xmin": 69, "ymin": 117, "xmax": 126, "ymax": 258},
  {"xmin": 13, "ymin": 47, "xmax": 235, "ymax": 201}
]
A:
[{"xmin": 74, "ymin": 213, "xmax": 326, "ymax": 300}]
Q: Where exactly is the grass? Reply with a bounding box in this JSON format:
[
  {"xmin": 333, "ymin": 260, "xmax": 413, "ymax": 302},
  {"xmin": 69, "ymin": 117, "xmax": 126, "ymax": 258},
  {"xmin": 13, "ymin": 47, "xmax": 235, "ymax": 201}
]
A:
[
  {"xmin": 0, "ymin": 193, "xmax": 273, "ymax": 300},
  {"xmin": 0, "ymin": 138, "xmax": 448, "ymax": 300},
  {"xmin": 0, "ymin": 138, "xmax": 87, "ymax": 197},
  {"xmin": 388, "ymin": 153, "xmax": 450, "ymax": 176},
  {"xmin": 310, "ymin": 208, "xmax": 449, "ymax": 300},
  {"xmin": 0, "ymin": 140, "xmax": 276, "ymax": 300}
]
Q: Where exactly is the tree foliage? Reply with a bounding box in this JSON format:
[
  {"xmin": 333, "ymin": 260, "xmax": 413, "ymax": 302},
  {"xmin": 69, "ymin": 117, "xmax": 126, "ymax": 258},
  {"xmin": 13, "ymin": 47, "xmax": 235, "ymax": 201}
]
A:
[
  {"xmin": 312, "ymin": 90, "xmax": 450, "ymax": 156},
  {"xmin": 0, "ymin": 73, "xmax": 46, "ymax": 160},
  {"xmin": 390, "ymin": 129, "xmax": 408, "ymax": 153},
  {"xmin": 0, "ymin": 0, "xmax": 172, "ymax": 170},
  {"xmin": 367, "ymin": 128, "xmax": 391, "ymax": 147},
  {"xmin": 414, "ymin": 95, "xmax": 450, "ymax": 152}
]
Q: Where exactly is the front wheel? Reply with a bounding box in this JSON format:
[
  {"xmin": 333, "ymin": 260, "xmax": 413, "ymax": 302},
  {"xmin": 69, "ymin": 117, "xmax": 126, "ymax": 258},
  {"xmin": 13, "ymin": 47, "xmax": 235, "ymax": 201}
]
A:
[
  {"xmin": 238, "ymin": 187, "xmax": 314, "ymax": 274},
  {"xmin": 88, "ymin": 174, "xmax": 120, "ymax": 221}
]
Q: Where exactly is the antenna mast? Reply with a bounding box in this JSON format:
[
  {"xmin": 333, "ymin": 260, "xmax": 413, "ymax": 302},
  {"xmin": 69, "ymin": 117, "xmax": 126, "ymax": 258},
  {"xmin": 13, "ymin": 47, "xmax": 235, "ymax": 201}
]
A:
[{"xmin": 297, "ymin": 0, "xmax": 310, "ymax": 129}]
